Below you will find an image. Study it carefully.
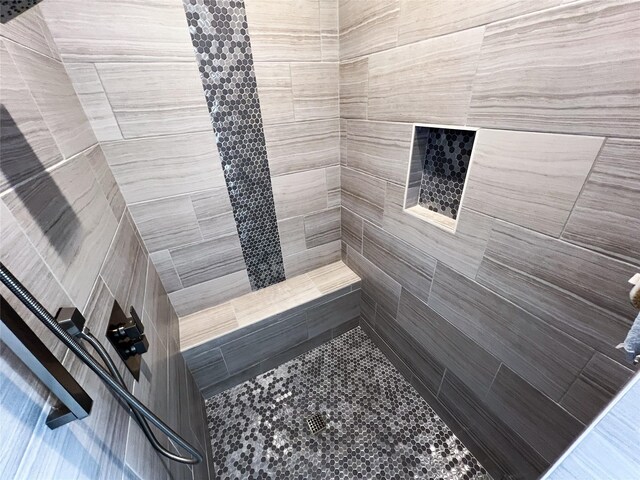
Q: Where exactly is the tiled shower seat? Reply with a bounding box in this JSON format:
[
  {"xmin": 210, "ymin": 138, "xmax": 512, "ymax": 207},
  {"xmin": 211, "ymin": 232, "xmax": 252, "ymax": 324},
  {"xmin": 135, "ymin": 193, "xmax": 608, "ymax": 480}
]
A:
[{"xmin": 180, "ymin": 261, "xmax": 361, "ymax": 396}]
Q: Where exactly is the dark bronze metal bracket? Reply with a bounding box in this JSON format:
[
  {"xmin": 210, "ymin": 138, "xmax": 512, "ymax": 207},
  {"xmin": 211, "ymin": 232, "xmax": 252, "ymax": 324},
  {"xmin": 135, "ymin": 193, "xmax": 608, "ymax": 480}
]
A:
[{"xmin": 1, "ymin": 295, "xmax": 93, "ymax": 429}]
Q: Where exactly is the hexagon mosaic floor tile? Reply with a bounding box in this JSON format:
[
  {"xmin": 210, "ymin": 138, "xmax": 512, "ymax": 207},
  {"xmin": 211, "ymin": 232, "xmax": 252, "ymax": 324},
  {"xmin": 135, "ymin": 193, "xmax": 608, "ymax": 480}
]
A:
[{"xmin": 205, "ymin": 327, "xmax": 491, "ymax": 479}]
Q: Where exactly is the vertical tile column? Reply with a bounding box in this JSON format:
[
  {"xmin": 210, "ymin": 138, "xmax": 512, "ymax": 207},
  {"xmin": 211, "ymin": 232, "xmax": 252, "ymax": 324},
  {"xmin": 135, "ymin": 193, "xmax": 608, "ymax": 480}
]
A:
[{"xmin": 183, "ymin": 0, "xmax": 285, "ymax": 289}]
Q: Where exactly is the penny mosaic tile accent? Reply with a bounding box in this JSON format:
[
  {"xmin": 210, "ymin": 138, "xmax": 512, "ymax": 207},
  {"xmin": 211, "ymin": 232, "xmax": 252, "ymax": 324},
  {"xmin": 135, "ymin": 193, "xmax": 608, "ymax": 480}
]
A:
[
  {"xmin": 184, "ymin": 0, "xmax": 285, "ymax": 289},
  {"xmin": 205, "ymin": 327, "xmax": 491, "ymax": 479},
  {"xmin": 418, "ymin": 127, "xmax": 476, "ymax": 220},
  {"xmin": 0, "ymin": 0, "xmax": 42, "ymax": 23}
]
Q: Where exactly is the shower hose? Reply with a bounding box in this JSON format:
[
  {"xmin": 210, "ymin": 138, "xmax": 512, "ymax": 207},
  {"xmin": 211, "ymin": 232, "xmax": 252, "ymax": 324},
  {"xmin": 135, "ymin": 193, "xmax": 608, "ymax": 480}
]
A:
[{"xmin": 0, "ymin": 262, "xmax": 203, "ymax": 465}]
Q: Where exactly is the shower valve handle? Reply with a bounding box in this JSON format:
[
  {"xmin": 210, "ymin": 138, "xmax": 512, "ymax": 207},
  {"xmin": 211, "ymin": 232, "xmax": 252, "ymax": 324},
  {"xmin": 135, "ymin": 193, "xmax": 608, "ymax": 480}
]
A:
[
  {"xmin": 123, "ymin": 335, "xmax": 149, "ymax": 357},
  {"xmin": 110, "ymin": 307, "xmax": 145, "ymax": 341}
]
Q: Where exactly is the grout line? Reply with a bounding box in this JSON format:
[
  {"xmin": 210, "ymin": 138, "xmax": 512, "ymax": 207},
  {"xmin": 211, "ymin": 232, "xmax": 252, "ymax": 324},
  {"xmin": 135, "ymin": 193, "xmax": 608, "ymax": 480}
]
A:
[
  {"xmin": 1, "ymin": 208, "xmax": 78, "ymax": 317},
  {"xmin": 100, "ymin": 126, "xmax": 214, "ymax": 145},
  {"xmin": 464, "ymin": 25, "xmax": 486, "ymax": 121},
  {"xmin": 559, "ymin": 136, "xmax": 607, "ymax": 238},
  {"xmin": 126, "ymin": 185, "xmax": 229, "ymax": 208},
  {"xmin": 559, "ymin": 350, "xmax": 594, "ymax": 404},
  {"xmin": 0, "ymin": 142, "xmax": 98, "ymax": 198},
  {"xmin": 92, "ymin": 62, "xmax": 126, "ymax": 139},
  {"xmin": 472, "ymin": 215, "xmax": 494, "ymax": 281},
  {"xmin": 435, "ymin": 368, "xmax": 447, "ymax": 398},
  {"xmin": 92, "ymin": 213, "xmax": 129, "ymax": 303},
  {"xmin": 2, "ymin": 38, "xmax": 69, "ymax": 167},
  {"xmin": 541, "ymin": 373, "xmax": 640, "ymax": 479},
  {"xmin": 0, "ymin": 34, "xmax": 63, "ymax": 64},
  {"xmin": 340, "ymin": 0, "xmax": 593, "ymax": 64},
  {"xmin": 483, "ymin": 363, "xmax": 502, "ymax": 402},
  {"xmin": 426, "ymin": 260, "xmax": 437, "ymax": 305},
  {"xmin": 465, "ymin": 205, "xmax": 639, "ymax": 268}
]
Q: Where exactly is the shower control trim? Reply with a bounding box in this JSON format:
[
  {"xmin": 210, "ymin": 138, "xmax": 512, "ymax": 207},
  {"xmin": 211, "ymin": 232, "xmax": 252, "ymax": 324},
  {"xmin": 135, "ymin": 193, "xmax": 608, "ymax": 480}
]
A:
[{"xmin": 106, "ymin": 300, "xmax": 147, "ymax": 380}]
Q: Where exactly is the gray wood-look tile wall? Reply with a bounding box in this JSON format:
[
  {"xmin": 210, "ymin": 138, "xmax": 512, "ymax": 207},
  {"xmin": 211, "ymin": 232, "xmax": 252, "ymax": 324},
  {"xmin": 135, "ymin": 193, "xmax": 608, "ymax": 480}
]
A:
[
  {"xmin": 37, "ymin": 0, "xmax": 343, "ymax": 318},
  {"xmin": 3, "ymin": 1, "xmax": 638, "ymax": 479},
  {"xmin": 0, "ymin": 10, "xmax": 213, "ymax": 479},
  {"xmin": 338, "ymin": 1, "xmax": 640, "ymax": 479}
]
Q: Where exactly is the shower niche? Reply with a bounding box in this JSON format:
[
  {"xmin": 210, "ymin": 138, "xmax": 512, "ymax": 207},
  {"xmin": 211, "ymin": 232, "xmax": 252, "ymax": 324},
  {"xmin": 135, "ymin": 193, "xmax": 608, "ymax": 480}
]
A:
[{"xmin": 404, "ymin": 124, "xmax": 477, "ymax": 232}]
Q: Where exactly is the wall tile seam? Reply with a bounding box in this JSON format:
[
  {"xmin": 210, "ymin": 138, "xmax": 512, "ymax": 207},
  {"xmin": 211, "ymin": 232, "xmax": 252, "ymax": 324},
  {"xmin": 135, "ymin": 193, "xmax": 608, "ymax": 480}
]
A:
[
  {"xmin": 341, "ymin": 22, "xmax": 485, "ymax": 64},
  {"xmin": 151, "ymin": 252, "xmax": 185, "ymax": 292},
  {"xmin": 337, "ymin": 0, "xmax": 597, "ymax": 63},
  {"xmin": 462, "ymin": 26, "xmax": 486, "ymax": 125},
  {"xmin": 122, "ymin": 188, "xmax": 227, "ymax": 209},
  {"xmin": 427, "ymin": 261, "xmax": 605, "ymax": 390},
  {"xmin": 89, "ymin": 61, "xmax": 125, "ymax": 140},
  {"xmin": 252, "ymin": 60, "xmax": 340, "ymax": 64},
  {"xmin": 263, "ymin": 116, "xmax": 341, "ymax": 126},
  {"xmin": 340, "ymin": 205, "xmax": 363, "ymax": 253},
  {"xmin": 558, "ymin": 137, "xmax": 608, "ymax": 238},
  {"xmin": 475, "ymin": 209, "xmax": 640, "ymax": 271},
  {"xmin": 426, "ymin": 379, "xmax": 513, "ymax": 479},
  {"xmin": 271, "ymin": 165, "xmax": 340, "ymax": 181},
  {"xmin": 434, "ymin": 366, "xmax": 447, "ymax": 398},
  {"xmin": 113, "ymin": 126, "xmax": 215, "ymax": 142},
  {"xmin": 0, "ymin": 203, "xmax": 91, "ymax": 317},
  {"xmin": 200, "ymin": 320, "xmax": 360, "ymax": 395},
  {"xmin": 0, "ymin": 33, "xmax": 63, "ymax": 65},
  {"xmin": 262, "ymin": 118, "xmax": 342, "ymax": 130},
  {"xmin": 342, "ymin": 159, "xmax": 638, "ymax": 274},
  {"xmin": 92, "ymin": 214, "xmax": 141, "ymax": 305},
  {"xmin": 142, "ymin": 306, "xmax": 170, "ymax": 354},
  {"xmin": 98, "ymin": 128, "xmax": 219, "ymax": 147},
  {"xmin": 342, "ymin": 205, "xmax": 476, "ymax": 283},
  {"xmin": 218, "ymin": 313, "xmax": 311, "ymax": 374},
  {"xmin": 363, "ymin": 312, "xmax": 557, "ymax": 473},
  {"xmin": 360, "ymin": 218, "xmax": 436, "ymax": 278},
  {"xmin": 338, "ymin": 117, "xmax": 628, "ymax": 141},
  {"xmin": 556, "ymin": 350, "xmax": 598, "ymax": 407},
  {"xmin": 393, "ymin": 288, "xmax": 501, "ymax": 399},
  {"xmin": 372, "ymin": 257, "xmax": 602, "ymax": 411},
  {"xmin": 0, "ymin": 136, "xmax": 98, "ymax": 199},
  {"xmin": 362, "ymin": 315, "xmax": 514, "ymax": 473},
  {"xmin": 3, "ymin": 38, "xmax": 98, "ymax": 161},
  {"xmin": 297, "ymin": 206, "xmax": 341, "ymax": 224},
  {"xmin": 485, "ymin": 363, "xmax": 586, "ymax": 451},
  {"xmin": 425, "ymin": 259, "xmax": 437, "ymax": 305},
  {"xmin": 91, "ymin": 59, "xmax": 212, "ymax": 142},
  {"xmin": 184, "ymin": 288, "xmax": 359, "ymax": 355},
  {"xmin": 146, "ymin": 231, "xmax": 244, "ymax": 259},
  {"xmin": 341, "ymin": 162, "xmax": 405, "ymax": 186}
]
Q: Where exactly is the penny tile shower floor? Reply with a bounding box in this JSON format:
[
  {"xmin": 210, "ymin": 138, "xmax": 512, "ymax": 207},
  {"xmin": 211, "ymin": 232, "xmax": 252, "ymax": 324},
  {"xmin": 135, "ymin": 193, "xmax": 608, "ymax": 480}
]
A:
[{"xmin": 205, "ymin": 327, "xmax": 491, "ymax": 480}]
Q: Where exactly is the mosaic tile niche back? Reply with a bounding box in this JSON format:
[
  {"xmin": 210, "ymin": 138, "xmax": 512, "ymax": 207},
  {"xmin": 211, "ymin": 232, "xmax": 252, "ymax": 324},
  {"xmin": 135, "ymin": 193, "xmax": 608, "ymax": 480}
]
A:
[
  {"xmin": 184, "ymin": 0, "xmax": 285, "ymax": 289},
  {"xmin": 418, "ymin": 128, "xmax": 476, "ymax": 220},
  {"xmin": 205, "ymin": 327, "xmax": 491, "ymax": 480},
  {"xmin": 0, "ymin": 0, "xmax": 42, "ymax": 23}
]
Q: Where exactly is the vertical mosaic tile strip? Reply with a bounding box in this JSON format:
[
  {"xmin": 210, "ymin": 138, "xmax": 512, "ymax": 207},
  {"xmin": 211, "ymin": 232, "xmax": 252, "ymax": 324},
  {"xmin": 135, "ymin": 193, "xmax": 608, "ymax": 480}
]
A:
[
  {"xmin": 418, "ymin": 127, "xmax": 476, "ymax": 220},
  {"xmin": 184, "ymin": 0, "xmax": 285, "ymax": 289},
  {"xmin": 205, "ymin": 327, "xmax": 491, "ymax": 479},
  {"xmin": 0, "ymin": 0, "xmax": 42, "ymax": 23}
]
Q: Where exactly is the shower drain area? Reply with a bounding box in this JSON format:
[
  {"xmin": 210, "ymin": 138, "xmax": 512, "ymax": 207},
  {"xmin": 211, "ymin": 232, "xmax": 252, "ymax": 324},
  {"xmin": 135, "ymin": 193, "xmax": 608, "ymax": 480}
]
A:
[
  {"xmin": 205, "ymin": 327, "xmax": 491, "ymax": 479},
  {"xmin": 305, "ymin": 413, "xmax": 328, "ymax": 435}
]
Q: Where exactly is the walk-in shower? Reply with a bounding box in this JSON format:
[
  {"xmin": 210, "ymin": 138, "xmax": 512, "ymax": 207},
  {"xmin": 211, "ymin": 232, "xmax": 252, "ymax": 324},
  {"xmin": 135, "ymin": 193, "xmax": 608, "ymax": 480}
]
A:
[{"xmin": 1, "ymin": 1, "xmax": 639, "ymax": 479}]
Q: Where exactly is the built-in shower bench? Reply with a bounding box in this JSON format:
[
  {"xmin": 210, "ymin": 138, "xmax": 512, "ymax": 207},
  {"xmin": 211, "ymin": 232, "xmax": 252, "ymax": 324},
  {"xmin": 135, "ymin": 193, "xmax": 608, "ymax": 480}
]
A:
[{"xmin": 180, "ymin": 261, "xmax": 361, "ymax": 396}]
